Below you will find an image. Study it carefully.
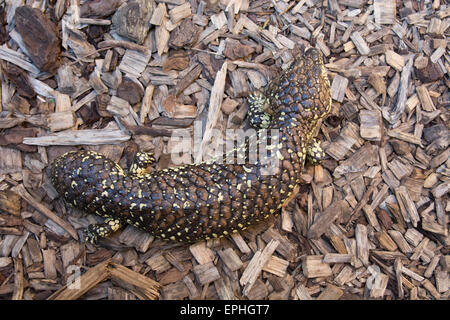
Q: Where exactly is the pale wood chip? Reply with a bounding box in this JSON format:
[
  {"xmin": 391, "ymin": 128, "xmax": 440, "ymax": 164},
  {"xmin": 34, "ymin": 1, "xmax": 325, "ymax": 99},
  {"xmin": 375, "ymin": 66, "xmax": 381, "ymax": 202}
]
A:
[
  {"xmin": 373, "ymin": 0, "xmax": 396, "ymax": 25},
  {"xmin": 350, "ymin": 31, "xmax": 370, "ymax": 55},
  {"xmin": 330, "ymin": 74, "xmax": 349, "ymax": 103},
  {"xmin": 262, "ymin": 255, "xmax": 289, "ymax": 278},
  {"xmin": 317, "ymin": 284, "xmax": 344, "ymax": 300},
  {"xmin": 23, "ymin": 129, "xmax": 131, "ymax": 146},
  {"xmin": 189, "ymin": 241, "xmax": 215, "ymax": 265},
  {"xmin": 195, "ymin": 61, "xmax": 227, "ymax": 163},
  {"xmin": 193, "ymin": 261, "xmax": 221, "ymax": 285},
  {"xmin": 295, "ymin": 283, "xmax": 313, "ymax": 300},
  {"xmin": 355, "ymin": 224, "xmax": 369, "ymax": 266},
  {"xmin": 217, "ymin": 248, "xmax": 243, "ymax": 272},
  {"xmin": 302, "ymin": 255, "xmax": 332, "ymax": 278},
  {"xmin": 240, "ymin": 239, "xmax": 279, "ymax": 296}
]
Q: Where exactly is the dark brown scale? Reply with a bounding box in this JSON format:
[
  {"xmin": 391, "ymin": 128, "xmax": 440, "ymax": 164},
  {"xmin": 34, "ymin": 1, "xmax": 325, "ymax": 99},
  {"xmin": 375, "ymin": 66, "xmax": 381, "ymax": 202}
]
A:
[{"xmin": 49, "ymin": 48, "xmax": 331, "ymax": 243}]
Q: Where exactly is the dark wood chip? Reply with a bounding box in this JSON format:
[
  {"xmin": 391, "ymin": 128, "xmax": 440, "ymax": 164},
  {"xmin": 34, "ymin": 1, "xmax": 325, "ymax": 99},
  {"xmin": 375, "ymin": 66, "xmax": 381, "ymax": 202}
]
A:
[
  {"xmin": 117, "ymin": 78, "xmax": 144, "ymax": 105},
  {"xmin": 14, "ymin": 6, "xmax": 60, "ymax": 74}
]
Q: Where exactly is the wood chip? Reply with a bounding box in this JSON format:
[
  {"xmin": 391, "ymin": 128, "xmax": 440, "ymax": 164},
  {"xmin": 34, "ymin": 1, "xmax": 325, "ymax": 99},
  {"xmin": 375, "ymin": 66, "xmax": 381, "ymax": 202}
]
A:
[
  {"xmin": 47, "ymin": 111, "xmax": 76, "ymax": 132},
  {"xmin": 331, "ymin": 75, "xmax": 349, "ymax": 103},
  {"xmin": 240, "ymin": 239, "xmax": 279, "ymax": 295},
  {"xmin": 350, "ymin": 32, "xmax": 370, "ymax": 55},
  {"xmin": 369, "ymin": 271, "xmax": 389, "ymax": 298},
  {"xmin": 262, "ymin": 255, "xmax": 289, "ymax": 278},
  {"xmin": 307, "ymin": 200, "xmax": 348, "ymax": 239},
  {"xmin": 422, "ymin": 279, "xmax": 440, "ymax": 299},
  {"xmin": 111, "ymin": 0, "xmax": 155, "ymax": 44},
  {"xmin": 359, "ymin": 109, "xmax": 382, "ymax": 141},
  {"xmin": 189, "ymin": 241, "xmax": 215, "ymax": 265},
  {"xmin": 14, "ymin": 6, "xmax": 60, "ymax": 73},
  {"xmin": 12, "ymin": 184, "xmax": 78, "ymax": 240},
  {"xmin": 394, "ymin": 186, "xmax": 420, "ymax": 228},
  {"xmin": 302, "ymin": 255, "xmax": 332, "ymax": 278},
  {"xmin": 373, "ymin": 0, "xmax": 396, "ymax": 25},
  {"xmin": 169, "ymin": 2, "xmax": 191, "ymax": 24},
  {"xmin": 12, "ymin": 257, "xmax": 24, "ymax": 300},
  {"xmin": 0, "ymin": 190, "xmax": 21, "ymax": 216},
  {"xmin": 355, "ymin": 224, "xmax": 369, "ymax": 266},
  {"xmin": 48, "ymin": 259, "xmax": 110, "ymax": 300},
  {"xmin": 192, "ymin": 261, "xmax": 220, "ymax": 285},
  {"xmin": 334, "ymin": 265, "xmax": 355, "ymax": 286},
  {"xmin": 385, "ymin": 50, "xmax": 405, "ymax": 72},
  {"xmin": 377, "ymin": 231, "xmax": 398, "ymax": 252},
  {"xmin": 230, "ymin": 232, "xmax": 251, "ymax": 254},
  {"xmin": 195, "ymin": 61, "xmax": 227, "ymax": 162},
  {"xmin": 416, "ymin": 85, "xmax": 436, "ymax": 112},
  {"xmin": 435, "ymin": 271, "xmax": 449, "ymax": 293},
  {"xmin": 295, "ymin": 284, "xmax": 313, "ymax": 300},
  {"xmin": 317, "ymin": 284, "xmax": 344, "ymax": 300},
  {"xmin": 217, "ymin": 248, "xmax": 243, "ymax": 272},
  {"xmin": 23, "ymin": 129, "xmax": 130, "ymax": 146},
  {"xmin": 323, "ymin": 253, "xmax": 353, "ymax": 264}
]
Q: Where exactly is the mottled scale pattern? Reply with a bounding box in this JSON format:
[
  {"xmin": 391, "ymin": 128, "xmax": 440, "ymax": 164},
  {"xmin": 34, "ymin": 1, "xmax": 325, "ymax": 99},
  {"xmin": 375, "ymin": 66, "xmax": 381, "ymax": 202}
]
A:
[{"xmin": 49, "ymin": 48, "xmax": 331, "ymax": 243}]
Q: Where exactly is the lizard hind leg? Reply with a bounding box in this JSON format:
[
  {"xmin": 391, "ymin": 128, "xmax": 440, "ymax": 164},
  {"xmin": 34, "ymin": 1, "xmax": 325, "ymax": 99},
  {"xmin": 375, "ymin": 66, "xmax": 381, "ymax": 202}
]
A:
[
  {"xmin": 128, "ymin": 151, "xmax": 155, "ymax": 178},
  {"xmin": 84, "ymin": 217, "xmax": 124, "ymax": 244},
  {"xmin": 247, "ymin": 91, "xmax": 271, "ymax": 129},
  {"xmin": 306, "ymin": 138, "xmax": 326, "ymax": 165}
]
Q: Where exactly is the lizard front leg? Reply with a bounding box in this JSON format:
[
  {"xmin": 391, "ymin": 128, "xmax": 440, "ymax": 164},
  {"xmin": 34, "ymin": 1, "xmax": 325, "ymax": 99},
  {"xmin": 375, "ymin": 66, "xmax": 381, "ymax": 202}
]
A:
[
  {"xmin": 84, "ymin": 217, "xmax": 124, "ymax": 243},
  {"xmin": 247, "ymin": 92, "xmax": 271, "ymax": 129},
  {"xmin": 306, "ymin": 138, "xmax": 326, "ymax": 165},
  {"xmin": 128, "ymin": 151, "xmax": 155, "ymax": 178}
]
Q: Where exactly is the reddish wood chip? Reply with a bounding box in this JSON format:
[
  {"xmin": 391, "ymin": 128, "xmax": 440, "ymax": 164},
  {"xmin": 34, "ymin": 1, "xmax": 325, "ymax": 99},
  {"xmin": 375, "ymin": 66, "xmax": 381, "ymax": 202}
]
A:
[{"xmin": 14, "ymin": 6, "xmax": 60, "ymax": 74}]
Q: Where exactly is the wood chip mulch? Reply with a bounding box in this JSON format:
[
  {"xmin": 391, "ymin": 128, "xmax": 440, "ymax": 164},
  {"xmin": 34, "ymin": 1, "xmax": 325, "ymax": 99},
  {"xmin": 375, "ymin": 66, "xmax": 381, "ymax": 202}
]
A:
[{"xmin": 0, "ymin": 0, "xmax": 449, "ymax": 300}]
